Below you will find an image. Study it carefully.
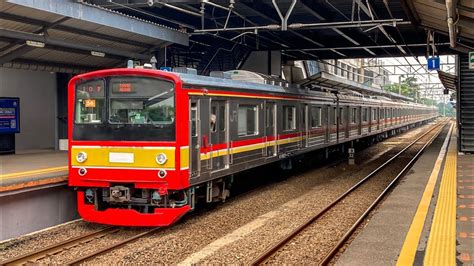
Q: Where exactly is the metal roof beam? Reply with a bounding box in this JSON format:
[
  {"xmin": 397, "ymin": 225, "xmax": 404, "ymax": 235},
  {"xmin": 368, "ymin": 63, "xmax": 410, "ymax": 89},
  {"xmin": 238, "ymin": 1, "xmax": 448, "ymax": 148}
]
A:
[
  {"xmin": 284, "ymin": 42, "xmax": 450, "ymax": 51},
  {"xmin": 299, "ymin": 0, "xmax": 326, "ymax": 21},
  {"xmin": 0, "ymin": 45, "xmax": 35, "ymax": 64},
  {"xmin": 6, "ymin": 0, "xmax": 189, "ymax": 46},
  {"xmin": 2, "ymin": 58, "xmax": 96, "ymax": 73},
  {"xmin": 0, "ymin": 28, "xmax": 151, "ymax": 60},
  {"xmin": 236, "ymin": 1, "xmax": 324, "ymax": 48},
  {"xmin": 0, "ymin": 12, "xmax": 154, "ymax": 49},
  {"xmin": 0, "ymin": 15, "xmax": 71, "ymax": 64}
]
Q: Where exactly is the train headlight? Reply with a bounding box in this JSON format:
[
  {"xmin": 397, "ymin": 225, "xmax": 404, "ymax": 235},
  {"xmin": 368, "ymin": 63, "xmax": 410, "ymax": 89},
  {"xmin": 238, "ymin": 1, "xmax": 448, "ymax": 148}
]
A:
[
  {"xmin": 76, "ymin": 152, "xmax": 88, "ymax": 163},
  {"xmin": 156, "ymin": 153, "xmax": 167, "ymax": 165},
  {"xmin": 158, "ymin": 169, "xmax": 167, "ymax": 179}
]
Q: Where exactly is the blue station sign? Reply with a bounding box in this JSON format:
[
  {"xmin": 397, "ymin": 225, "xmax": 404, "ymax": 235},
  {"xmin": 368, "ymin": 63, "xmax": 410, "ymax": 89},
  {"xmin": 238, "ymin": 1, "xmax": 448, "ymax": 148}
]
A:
[
  {"xmin": 0, "ymin": 97, "xmax": 20, "ymax": 134},
  {"xmin": 427, "ymin": 56, "xmax": 440, "ymax": 71}
]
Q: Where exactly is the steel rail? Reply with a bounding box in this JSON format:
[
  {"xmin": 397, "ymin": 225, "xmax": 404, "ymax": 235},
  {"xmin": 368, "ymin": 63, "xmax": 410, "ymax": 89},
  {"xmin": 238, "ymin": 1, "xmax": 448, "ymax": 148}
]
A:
[
  {"xmin": 68, "ymin": 228, "xmax": 161, "ymax": 265},
  {"xmin": 0, "ymin": 226, "xmax": 117, "ymax": 265},
  {"xmin": 250, "ymin": 121, "xmax": 447, "ymax": 265},
  {"xmin": 319, "ymin": 121, "xmax": 450, "ymax": 265}
]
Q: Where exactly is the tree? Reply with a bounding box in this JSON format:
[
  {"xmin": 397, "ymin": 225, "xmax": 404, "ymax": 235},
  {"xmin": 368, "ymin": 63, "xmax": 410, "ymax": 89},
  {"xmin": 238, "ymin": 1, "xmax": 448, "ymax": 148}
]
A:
[{"xmin": 383, "ymin": 76, "xmax": 420, "ymax": 99}]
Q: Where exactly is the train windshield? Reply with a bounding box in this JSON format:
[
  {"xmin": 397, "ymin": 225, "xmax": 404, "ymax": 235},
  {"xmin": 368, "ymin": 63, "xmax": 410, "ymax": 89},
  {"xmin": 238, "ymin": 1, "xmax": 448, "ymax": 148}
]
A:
[
  {"xmin": 108, "ymin": 77, "xmax": 175, "ymax": 125},
  {"xmin": 73, "ymin": 76, "xmax": 176, "ymax": 141}
]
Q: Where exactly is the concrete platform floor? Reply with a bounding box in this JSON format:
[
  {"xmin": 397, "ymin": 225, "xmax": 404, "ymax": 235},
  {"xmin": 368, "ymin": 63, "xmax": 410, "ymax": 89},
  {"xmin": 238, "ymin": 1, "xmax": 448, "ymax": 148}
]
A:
[
  {"xmin": 0, "ymin": 150, "xmax": 67, "ymax": 191},
  {"xmin": 336, "ymin": 123, "xmax": 470, "ymax": 265},
  {"xmin": 0, "ymin": 150, "xmax": 76, "ymax": 241}
]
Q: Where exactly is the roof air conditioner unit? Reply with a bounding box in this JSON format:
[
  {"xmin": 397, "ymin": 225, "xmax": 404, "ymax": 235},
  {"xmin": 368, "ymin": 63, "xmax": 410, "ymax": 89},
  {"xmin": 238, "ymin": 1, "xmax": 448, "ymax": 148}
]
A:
[{"xmin": 173, "ymin": 67, "xmax": 197, "ymax": 75}]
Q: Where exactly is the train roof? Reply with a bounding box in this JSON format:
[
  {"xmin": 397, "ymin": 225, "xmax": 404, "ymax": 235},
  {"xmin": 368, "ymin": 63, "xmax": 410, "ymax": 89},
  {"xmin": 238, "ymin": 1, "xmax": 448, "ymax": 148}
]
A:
[
  {"xmin": 71, "ymin": 68, "xmax": 433, "ymax": 109},
  {"xmin": 176, "ymin": 72, "xmax": 428, "ymax": 108}
]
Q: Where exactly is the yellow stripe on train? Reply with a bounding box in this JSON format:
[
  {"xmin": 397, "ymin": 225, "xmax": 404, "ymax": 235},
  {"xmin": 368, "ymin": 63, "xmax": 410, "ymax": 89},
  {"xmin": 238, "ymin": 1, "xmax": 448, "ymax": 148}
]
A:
[
  {"xmin": 71, "ymin": 146, "xmax": 176, "ymax": 168},
  {"xmin": 199, "ymin": 136, "xmax": 301, "ymax": 161}
]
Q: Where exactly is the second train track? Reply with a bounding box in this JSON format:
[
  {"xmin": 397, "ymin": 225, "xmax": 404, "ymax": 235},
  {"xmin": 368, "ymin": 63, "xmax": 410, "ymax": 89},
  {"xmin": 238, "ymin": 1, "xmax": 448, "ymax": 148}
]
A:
[{"xmin": 250, "ymin": 120, "xmax": 450, "ymax": 265}]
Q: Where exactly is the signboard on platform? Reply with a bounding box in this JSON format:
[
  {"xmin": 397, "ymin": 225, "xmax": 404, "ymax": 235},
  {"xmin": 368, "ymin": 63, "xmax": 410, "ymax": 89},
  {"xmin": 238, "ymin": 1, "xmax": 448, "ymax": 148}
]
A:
[
  {"xmin": 0, "ymin": 97, "xmax": 20, "ymax": 134},
  {"xmin": 469, "ymin": 52, "xmax": 474, "ymax": 69},
  {"xmin": 427, "ymin": 56, "xmax": 440, "ymax": 71}
]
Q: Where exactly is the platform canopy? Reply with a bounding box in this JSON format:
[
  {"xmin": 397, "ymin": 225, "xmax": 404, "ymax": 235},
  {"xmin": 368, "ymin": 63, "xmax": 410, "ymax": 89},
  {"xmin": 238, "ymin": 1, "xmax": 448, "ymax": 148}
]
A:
[
  {"xmin": 299, "ymin": 71, "xmax": 413, "ymax": 101},
  {"xmin": 79, "ymin": 0, "xmax": 471, "ymax": 74},
  {"xmin": 403, "ymin": 0, "xmax": 474, "ymax": 53},
  {"xmin": 0, "ymin": 0, "xmax": 189, "ymax": 73}
]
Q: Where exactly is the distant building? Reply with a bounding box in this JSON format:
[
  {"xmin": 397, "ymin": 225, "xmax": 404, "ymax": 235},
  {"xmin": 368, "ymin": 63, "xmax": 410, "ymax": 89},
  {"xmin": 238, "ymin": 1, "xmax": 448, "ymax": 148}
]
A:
[{"xmin": 288, "ymin": 59, "xmax": 390, "ymax": 88}]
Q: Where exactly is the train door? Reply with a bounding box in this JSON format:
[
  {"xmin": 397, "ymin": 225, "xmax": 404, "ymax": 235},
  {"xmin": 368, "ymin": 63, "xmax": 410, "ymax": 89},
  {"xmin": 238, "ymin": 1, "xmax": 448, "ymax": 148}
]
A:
[
  {"xmin": 189, "ymin": 99, "xmax": 200, "ymax": 178},
  {"xmin": 302, "ymin": 104, "xmax": 309, "ymax": 148},
  {"xmin": 210, "ymin": 100, "xmax": 228, "ymax": 172},
  {"xmin": 325, "ymin": 105, "xmax": 331, "ymax": 143},
  {"xmin": 343, "ymin": 106, "xmax": 349, "ymax": 138},
  {"xmin": 265, "ymin": 102, "xmax": 277, "ymax": 157}
]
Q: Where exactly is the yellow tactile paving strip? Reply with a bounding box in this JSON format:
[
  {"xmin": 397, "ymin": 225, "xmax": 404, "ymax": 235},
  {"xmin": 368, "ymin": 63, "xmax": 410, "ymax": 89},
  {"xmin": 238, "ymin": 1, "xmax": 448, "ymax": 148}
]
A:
[
  {"xmin": 0, "ymin": 166, "xmax": 68, "ymax": 179},
  {"xmin": 424, "ymin": 132, "xmax": 457, "ymax": 265},
  {"xmin": 396, "ymin": 123, "xmax": 453, "ymax": 266}
]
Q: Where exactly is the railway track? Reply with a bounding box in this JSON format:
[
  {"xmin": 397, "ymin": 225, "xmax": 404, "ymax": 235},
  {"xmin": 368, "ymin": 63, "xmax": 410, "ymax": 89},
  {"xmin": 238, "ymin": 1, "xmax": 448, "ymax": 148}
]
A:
[
  {"xmin": 1, "ymin": 121, "xmax": 446, "ymax": 265},
  {"xmin": 0, "ymin": 226, "xmax": 160, "ymax": 265},
  {"xmin": 250, "ymin": 120, "xmax": 449, "ymax": 265},
  {"xmin": 67, "ymin": 227, "xmax": 161, "ymax": 265},
  {"xmin": 0, "ymin": 226, "xmax": 117, "ymax": 265}
]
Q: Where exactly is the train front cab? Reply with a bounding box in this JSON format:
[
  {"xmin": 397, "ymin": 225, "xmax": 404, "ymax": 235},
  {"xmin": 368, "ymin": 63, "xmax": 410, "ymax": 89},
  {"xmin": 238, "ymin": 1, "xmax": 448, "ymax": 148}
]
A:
[{"xmin": 68, "ymin": 69, "xmax": 191, "ymax": 226}]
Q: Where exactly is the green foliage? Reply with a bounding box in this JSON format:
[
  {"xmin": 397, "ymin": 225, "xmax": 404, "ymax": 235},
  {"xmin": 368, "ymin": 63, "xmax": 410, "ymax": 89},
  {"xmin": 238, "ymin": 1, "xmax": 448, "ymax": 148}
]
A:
[
  {"xmin": 383, "ymin": 76, "xmax": 420, "ymax": 99},
  {"xmin": 420, "ymin": 98, "xmax": 436, "ymax": 106},
  {"xmin": 437, "ymin": 102, "xmax": 456, "ymax": 117}
]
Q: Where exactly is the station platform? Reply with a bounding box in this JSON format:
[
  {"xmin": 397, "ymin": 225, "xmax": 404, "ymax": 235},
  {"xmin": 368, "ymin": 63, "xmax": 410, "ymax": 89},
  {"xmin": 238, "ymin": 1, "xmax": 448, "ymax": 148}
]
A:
[
  {"xmin": 0, "ymin": 150, "xmax": 68, "ymax": 194},
  {"xmin": 336, "ymin": 123, "xmax": 473, "ymax": 266},
  {"xmin": 0, "ymin": 150, "xmax": 77, "ymax": 241}
]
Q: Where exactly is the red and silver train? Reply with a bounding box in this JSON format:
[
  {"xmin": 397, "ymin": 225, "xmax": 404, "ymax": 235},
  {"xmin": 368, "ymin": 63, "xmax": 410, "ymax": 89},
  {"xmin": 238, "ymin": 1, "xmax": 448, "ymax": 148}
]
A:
[{"xmin": 68, "ymin": 68, "xmax": 437, "ymax": 226}]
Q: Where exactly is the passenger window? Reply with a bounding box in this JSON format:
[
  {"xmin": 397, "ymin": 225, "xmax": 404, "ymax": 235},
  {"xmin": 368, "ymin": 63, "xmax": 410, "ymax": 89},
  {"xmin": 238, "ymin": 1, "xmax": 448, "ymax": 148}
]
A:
[
  {"xmin": 310, "ymin": 106, "xmax": 321, "ymax": 128},
  {"xmin": 219, "ymin": 105, "xmax": 225, "ymax": 131},
  {"xmin": 211, "ymin": 106, "xmax": 217, "ymax": 132},
  {"xmin": 191, "ymin": 103, "xmax": 197, "ymax": 137},
  {"xmin": 238, "ymin": 104, "xmax": 258, "ymax": 136},
  {"xmin": 332, "ymin": 107, "xmax": 337, "ymax": 126},
  {"xmin": 363, "ymin": 108, "xmax": 368, "ymax": 122},
  {"xmin": 351, "ymin": 108, "xmax": 357, "ymax": 124},
  {"xmin": 266, "ymin": 105, "xmax": 274, "ymax": 127},
  {"xmin": 339, "ymin": 107, "xmax": 344, "ymax": 125},
  {"xmin": 283, "ymin": 106, "xmax": 296, "ymax": 131},
  {"xmin": 75, "ymin": 79, "xmax": 105, "ymax": 124}
]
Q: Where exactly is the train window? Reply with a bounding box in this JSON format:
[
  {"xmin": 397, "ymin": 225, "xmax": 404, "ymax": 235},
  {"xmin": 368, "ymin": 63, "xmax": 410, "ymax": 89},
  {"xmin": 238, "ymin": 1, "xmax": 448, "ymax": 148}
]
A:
[
  {"xmin": 219, "ymin": 105, "xmax": 225, "ymax": 132},
  {"xmin": 310, "ymin": 106, "xmax": 321, "ymax": 128},
  {"xmin": 332, "ymin": 107, "xmax": 337, "ymax": 126},
  {"xmin": 265, "ymin": 104, "xmax": 274, "ymax": 127},
  {"xmin": 362, "ymin": 108, "xmax": 368, "ymax": 122},
  {"xmin": 351, "ymin": 108, "xmax": 357, "ymax": 123},
  {"xmin": 108, "ymin": 77, "xmax": 175, "ymax": 125},
  {"xmin": 238, "ymin": 104, "xmax": 258, "ymax": 136},
  {"xmin": 191, "ymin": 103, "xmax": 197, "ymax": 137},
  {"xmin": 339, "ymin": 108, "xmax": 344, "ymax": 125},
  {"xmin": 283, "ymin": 106, "xmax": 296, "ymax": 131},
  {"xmin": 211, "ymin": 106, "xmax": 217, "ymax": 133},
  {"xmin": 75, "ymin": 79, "xmax": 106, "ymax": 124}
]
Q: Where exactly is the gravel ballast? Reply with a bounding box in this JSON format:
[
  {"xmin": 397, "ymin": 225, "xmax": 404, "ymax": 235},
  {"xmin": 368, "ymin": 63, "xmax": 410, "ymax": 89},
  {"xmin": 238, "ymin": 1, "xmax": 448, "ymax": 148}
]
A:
[{"xmin": 0, "ymin": 122, "xmax": 438, "ymax": 264}]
